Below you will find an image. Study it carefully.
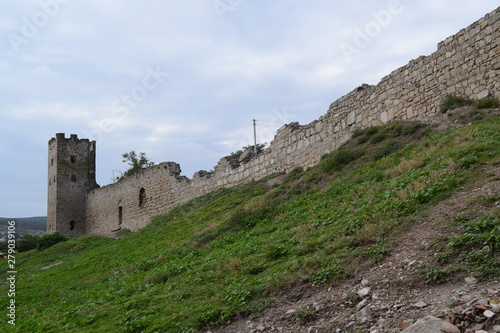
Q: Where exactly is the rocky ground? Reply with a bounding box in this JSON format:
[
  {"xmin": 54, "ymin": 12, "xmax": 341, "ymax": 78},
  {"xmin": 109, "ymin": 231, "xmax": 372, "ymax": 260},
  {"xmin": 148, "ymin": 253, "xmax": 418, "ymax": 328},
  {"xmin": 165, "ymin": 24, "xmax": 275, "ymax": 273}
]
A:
[{"xmin": 206, "ymin": 108, "xmax": 500, "ymax": 333}]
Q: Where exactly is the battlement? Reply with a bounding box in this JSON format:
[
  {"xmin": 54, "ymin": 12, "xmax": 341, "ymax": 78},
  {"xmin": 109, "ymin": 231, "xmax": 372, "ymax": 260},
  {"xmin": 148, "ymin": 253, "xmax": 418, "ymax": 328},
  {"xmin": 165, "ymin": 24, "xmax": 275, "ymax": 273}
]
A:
[
  {"xmin": 49, "ymin": 133, "xmax": 94, "ymax": 145},
  {"xmin": 49, "ymin": 6, "xmax": 499, "ymax": 236}
]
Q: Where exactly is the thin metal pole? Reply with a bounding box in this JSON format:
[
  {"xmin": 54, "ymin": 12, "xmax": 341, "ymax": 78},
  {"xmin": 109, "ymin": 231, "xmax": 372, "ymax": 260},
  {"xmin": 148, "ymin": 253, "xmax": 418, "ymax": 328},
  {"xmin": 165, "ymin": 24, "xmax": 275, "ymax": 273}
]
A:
[{"xmin": 253, "ymin": 119, "xmax": 257, "ymax": 153}]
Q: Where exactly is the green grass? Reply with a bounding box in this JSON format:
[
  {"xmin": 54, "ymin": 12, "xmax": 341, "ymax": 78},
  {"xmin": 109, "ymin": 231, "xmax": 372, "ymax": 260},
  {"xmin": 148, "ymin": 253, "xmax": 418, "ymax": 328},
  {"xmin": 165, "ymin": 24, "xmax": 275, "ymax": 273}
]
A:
[{"xmin": 1, "ymin": 118, "xmax": 499, "ymax": 332}]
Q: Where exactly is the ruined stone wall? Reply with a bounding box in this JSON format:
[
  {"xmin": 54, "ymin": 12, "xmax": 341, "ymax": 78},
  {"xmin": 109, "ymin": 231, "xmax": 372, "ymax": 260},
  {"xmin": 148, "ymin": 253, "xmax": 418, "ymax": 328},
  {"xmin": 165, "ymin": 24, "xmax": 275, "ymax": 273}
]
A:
[{"xmin": 84, "ymin": 7, "xmax": 499, "ymax": 234}]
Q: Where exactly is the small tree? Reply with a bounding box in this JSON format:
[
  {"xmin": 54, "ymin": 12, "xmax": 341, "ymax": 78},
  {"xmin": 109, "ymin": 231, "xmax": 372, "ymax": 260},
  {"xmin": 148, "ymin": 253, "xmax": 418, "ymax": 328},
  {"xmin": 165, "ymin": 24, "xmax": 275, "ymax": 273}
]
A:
[
  {"xmin": 230, "ymin": 143, "xmax": 267, "ymax": 159},
  {"xmin": 116, "ymin": 151, "xmax": 155, "ymax": 181}
]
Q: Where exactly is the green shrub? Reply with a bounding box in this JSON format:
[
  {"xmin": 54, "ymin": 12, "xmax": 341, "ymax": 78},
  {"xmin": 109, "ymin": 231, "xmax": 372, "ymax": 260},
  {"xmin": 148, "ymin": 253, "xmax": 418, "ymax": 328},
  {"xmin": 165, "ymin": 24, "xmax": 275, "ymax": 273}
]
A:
[
  {"xmin": 373, "ymin": 141, "xmax": 399, "ymax": 160},
  {"xmin": 365, "ymin": 127, "xmax": 379, "ymax": 136},
  {"xmin": 401, "ymin": 123, "xmax": 428, "ymax": 135},
  {"xmin": 423, "ymin": 263, "xmax": 449, "ymax": 284},
  {"xmin": 370, "ymin": 133, "xmax": 386, "ymax": 143},
  {"xmin": 357, "ymin": 135, "xmax": 369, "ymax": 144},
  {"xmin": 297, "ymin": 309, "xmax": 314, "ymax": 323},
  {"xmin": 352, "ymin": 128, "xmax": 365, "ymax": 138},
  {"xmin": 37, "ymin": 232, "xmax": 68, "ymax": 251},
  {"xmin": 17, "ymin": 234, "xmax": 41, "ymax": 252},
  {"xmin": 352, "ymin": 126, "xmax": 378, "ymax": 138},
  {"xmin": 474, "ymin": 96, "xmax": 500, "ymax": 109},
  {"xmin": 320, "ymin": 148, "xmax": 364, "ymax": 173},
  {"xmin": 439, "ymin": 94, "xmax": 473, "ymax": 113},
  {"xmin": 283, "ymin": 166, "xmax": 304, "ymax": 183}
]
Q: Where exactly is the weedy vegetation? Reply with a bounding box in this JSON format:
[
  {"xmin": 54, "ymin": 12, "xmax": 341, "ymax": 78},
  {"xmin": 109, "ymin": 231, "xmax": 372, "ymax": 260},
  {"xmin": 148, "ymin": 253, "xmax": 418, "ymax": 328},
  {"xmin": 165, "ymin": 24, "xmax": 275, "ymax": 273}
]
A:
[{"xmin": 1, "ymin": 112, "xmax": 499, "ymax": 332}]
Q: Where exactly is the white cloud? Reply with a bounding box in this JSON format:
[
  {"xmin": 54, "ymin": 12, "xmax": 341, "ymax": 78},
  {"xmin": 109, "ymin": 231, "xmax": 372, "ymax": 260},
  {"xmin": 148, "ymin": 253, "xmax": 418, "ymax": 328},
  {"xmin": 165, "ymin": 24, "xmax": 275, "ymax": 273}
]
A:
[{"xmin": 0, "ymin": 0, "xmax": 499, "ymax": 216}]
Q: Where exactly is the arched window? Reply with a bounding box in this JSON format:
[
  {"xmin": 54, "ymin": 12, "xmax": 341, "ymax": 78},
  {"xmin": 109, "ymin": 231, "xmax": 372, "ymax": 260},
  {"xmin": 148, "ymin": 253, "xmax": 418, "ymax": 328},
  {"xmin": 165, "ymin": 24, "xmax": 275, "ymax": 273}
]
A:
[
  {"xmin": 70, "ymin": 155, "xmax": 77, "ymax": 164},
  {"xmin": 139, "ymin": 188, "xmax": 146, "ymax": 208}
]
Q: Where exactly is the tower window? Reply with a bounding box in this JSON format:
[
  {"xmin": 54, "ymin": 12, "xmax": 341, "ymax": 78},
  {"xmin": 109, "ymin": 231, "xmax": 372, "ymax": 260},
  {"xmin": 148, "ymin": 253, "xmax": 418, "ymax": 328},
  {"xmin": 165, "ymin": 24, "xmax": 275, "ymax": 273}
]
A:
[
  {"xmin": 139, "ymin": 188, "xmax": 146, "ymax": 208},
  {"xmin": 70, "ymin": 174, "xmax": 77, "ymax": 181},
  {"xmin": 70, "ymin": 220, "xmax": 76, "ymax": 231},
  {"xmin": 118, "ymin": 206, "xmax": 123, "ymax": 226},
  {"xmin": 70, "ymin": 155, "xmax": 77, "ymax": 163},
  {"xmin": 51, "ymin": 158, "xmax": 54, "ymax": 166}
]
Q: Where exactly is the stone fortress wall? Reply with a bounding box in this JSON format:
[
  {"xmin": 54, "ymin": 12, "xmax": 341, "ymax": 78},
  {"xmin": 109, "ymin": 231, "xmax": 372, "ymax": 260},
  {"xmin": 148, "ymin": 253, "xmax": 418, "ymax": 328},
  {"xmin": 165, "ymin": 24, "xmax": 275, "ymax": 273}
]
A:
[{"xmin": 58, "ymin": 7, "xmax": 500, "ymax": 235}]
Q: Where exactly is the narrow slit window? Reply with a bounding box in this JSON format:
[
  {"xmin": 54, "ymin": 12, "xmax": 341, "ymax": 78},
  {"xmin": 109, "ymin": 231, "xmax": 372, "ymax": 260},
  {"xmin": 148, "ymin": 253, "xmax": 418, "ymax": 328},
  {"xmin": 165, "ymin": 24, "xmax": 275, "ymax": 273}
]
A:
[
  {"xmin": 70, "ymin": 220, "xmax": 76, "ymax": 231},
  {"xmin": 118, "ymin": 206, "xmax": 123, "ymax": 226},
  {"xmin": 70, "ymin": 155, "xmax": 77, "ymax": 163},
  {"xmin": 139, "ymin": 188, "xmax": 146, "ymax": 208}
]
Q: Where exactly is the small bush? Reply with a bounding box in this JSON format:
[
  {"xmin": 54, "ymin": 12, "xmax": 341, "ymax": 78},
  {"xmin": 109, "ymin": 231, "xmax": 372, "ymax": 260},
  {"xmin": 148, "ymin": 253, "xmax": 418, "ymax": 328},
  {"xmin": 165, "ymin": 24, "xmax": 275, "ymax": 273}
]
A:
[
  {"xmin": 17, "ymin": 234, "xmax": 41, "ymax": 252},
  {"xmin": 357, "ymin": 135, "xmax": 369, "ymax": 144},
  {"xmin": 373, "ymin": 141, "xmax": 399, "ymax": 160},
  {"xmin": 423, "ymin": 263, "xmax": 449, "ymax": 284},
  {"xmin": 351, "ymin": 128, "xmax": 365, "ymax": 138},
  {"xmin": 297, "ymin": 309, "xmax": 314, "ymax": 323},
  {"xmin": 370, "ymin": 133, "xmax": 387, "ymax": 143},
  {"xmin": 474, "ymin": 96, "xmax": 500, "ymax": 109},
  {"xmin": 401, "ymin": 123, "xmax": 428, "ymax": 136},
  {"xmin": 439, "ymin": 94, "xmax": 473, "ymax": 113},
  {"xmin": 37, "ymin": 232, "xmax": 69, "ymax": 251},
  {"xmin": 352, "ymin": 126, "xmax": 378, "ymax": 138},
  {"xmin": 284, "ymin": 167, "xmax": 304, "ymax": 183},
  {"xmin": 320, "ymin": 148, "xmax": 364, "ymax": 173}
]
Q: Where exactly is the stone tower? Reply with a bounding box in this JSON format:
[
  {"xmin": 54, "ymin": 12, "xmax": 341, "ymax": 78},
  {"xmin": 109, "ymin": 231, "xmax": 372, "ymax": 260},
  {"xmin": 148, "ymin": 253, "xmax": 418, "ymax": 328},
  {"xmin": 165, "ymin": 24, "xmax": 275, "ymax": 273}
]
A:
[{"xmin": 47, "ymin": 133, "xmax": 99, "ymax": 237}]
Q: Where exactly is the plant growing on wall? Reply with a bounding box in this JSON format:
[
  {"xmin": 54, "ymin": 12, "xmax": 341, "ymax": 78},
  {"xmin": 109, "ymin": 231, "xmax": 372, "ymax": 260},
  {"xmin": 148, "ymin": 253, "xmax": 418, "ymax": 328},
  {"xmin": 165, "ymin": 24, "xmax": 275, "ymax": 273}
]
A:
[
  {"xmin": 230, "ymin": 143, "xmax": 267, "ymax": 159},
  {"xmin": 115, "ymin": 151, "xmax": 155, "ymax": 181}
]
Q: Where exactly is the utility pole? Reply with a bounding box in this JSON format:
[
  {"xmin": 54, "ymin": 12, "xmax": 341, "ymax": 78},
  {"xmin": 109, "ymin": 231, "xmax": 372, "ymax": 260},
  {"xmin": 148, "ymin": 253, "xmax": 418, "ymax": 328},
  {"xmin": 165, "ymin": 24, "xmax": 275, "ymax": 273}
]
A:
[{"xmin": 253, "ymin": 119, "xmax": 257, "ymax": 153}]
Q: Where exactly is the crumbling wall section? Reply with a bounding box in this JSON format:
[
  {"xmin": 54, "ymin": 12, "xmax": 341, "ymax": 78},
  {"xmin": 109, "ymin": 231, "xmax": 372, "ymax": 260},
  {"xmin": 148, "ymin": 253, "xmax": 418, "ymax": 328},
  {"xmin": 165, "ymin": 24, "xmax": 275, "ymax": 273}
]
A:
[{"xmin": 84, "ymin": 7, "xmax": 499, "ymax": 234}]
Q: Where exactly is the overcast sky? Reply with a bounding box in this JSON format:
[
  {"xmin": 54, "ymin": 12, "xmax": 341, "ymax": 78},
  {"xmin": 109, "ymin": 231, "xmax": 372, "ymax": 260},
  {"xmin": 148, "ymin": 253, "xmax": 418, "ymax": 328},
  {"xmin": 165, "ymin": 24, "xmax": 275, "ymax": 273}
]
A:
[{"xmin": 1, "ymin": 1, "xmax": 498, "ymax": 218}]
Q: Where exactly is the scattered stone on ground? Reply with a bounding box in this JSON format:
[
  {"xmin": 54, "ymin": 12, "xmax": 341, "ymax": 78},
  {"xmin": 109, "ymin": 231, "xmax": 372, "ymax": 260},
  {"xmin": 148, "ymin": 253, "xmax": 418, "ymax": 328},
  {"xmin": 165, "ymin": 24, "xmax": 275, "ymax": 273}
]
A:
[{"xmin": 206, "ymin": 113, "xmax": 500, "ymax": 333}]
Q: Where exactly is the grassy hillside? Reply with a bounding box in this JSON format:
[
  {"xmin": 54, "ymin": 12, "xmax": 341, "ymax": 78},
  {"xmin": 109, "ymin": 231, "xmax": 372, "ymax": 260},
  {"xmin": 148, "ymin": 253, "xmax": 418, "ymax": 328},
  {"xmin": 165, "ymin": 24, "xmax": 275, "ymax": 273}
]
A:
[{"xmin": 1, "ymin": 114, "xmax": 499, "ymax": 332}]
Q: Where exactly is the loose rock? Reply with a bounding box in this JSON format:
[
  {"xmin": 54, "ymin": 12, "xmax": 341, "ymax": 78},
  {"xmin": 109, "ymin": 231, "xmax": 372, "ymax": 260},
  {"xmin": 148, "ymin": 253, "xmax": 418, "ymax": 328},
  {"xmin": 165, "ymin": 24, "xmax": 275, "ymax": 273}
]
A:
[
  {"xmin": 402, "ymin": 315, "xmax": 442, "ymax": 332},
  {"xmin": 465, "ymin": 277, "xmax": 478, "ymax": 285},
  {"xmin": 357, "ymin": 287, "xmax": 371, "ymax": 298},
  {"xmin": 357, "ymin": 306, "xmax": 373, "ymax": 324}
]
